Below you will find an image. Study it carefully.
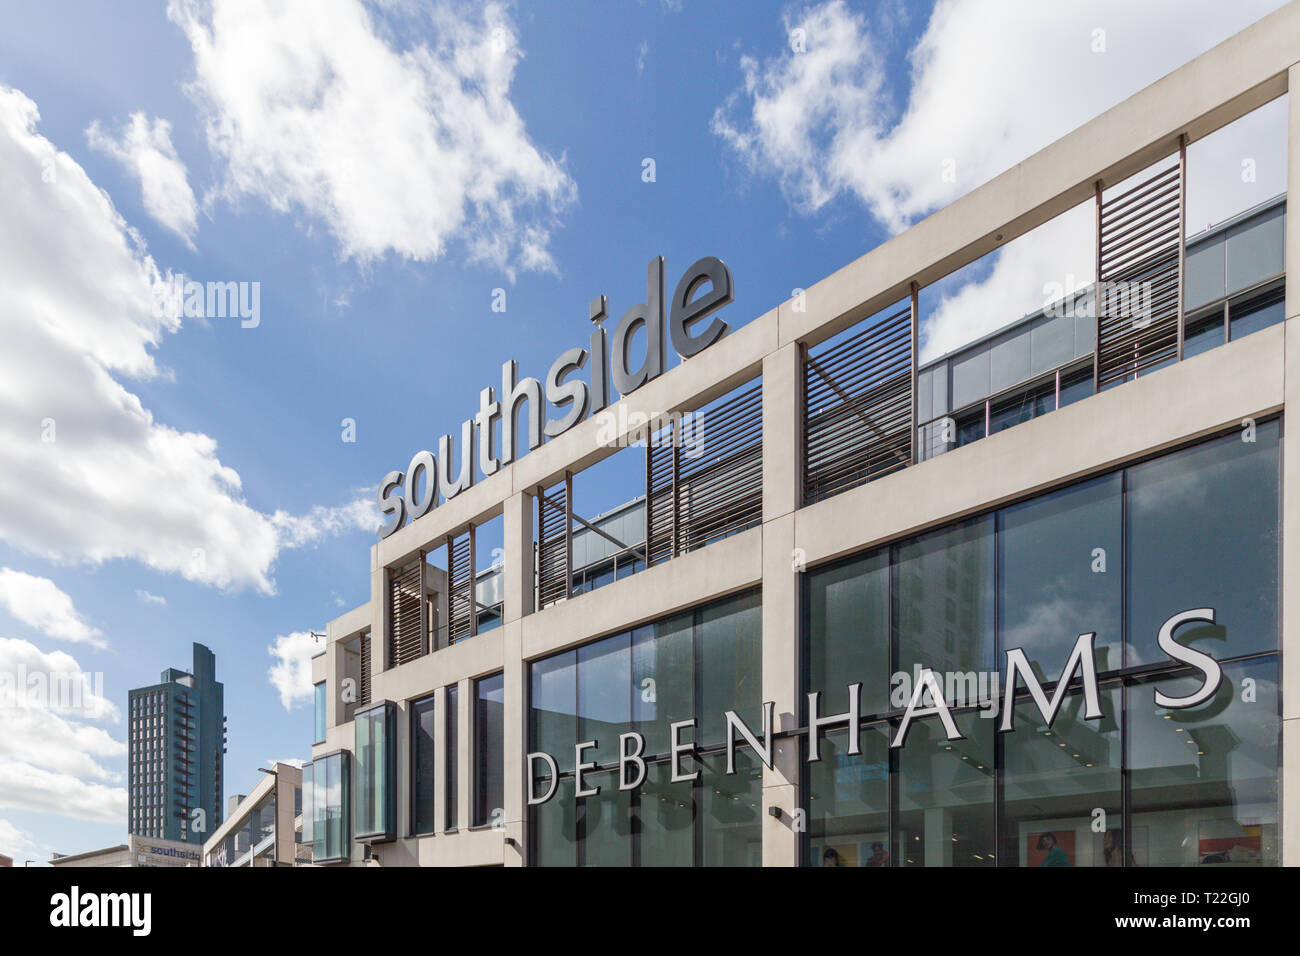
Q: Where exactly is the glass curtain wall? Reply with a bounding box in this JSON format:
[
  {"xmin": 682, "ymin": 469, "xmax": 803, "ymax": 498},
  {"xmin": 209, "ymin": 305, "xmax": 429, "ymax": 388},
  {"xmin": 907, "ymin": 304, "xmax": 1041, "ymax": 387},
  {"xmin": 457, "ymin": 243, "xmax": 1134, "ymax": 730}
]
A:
[
  {"xmin": 354, "ymin": 701, "xmax": 396, "ymax": 841},
  {"xmin": 529, "ymin": 589, "xmax": 762, "ymax": 866},
  {"xmin": 473, "ymin": 675, "xmax": 506, "ymax": 827},
  {"xmin": 410, "ymin": 695, "xmax": 436, "ymax": 836},
  {"xmin": 308, "ymin": 751, "xmax": 351, "ymax": 864},
  {"xmin": 804, "ymin": 421, "xmax": 1280, "ymax": 866}
]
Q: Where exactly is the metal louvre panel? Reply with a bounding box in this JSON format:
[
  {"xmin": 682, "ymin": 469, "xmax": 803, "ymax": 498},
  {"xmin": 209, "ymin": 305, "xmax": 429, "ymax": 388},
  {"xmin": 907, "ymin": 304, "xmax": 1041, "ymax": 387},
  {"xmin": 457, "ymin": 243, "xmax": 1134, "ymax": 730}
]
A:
[
  {"xmin": 645, "ymin": 431, "xmax": 675, "ymax": 567},
  {"xmin": 645, "ymin": 381, "xmax": 763, "ymax": 566},
  {"xmin": 1096, "ymin": 160, "xmax": 1183, "ymax": 388},
  {"xmin": 386, "ymin": 562, "xmax": 423, "ymax": 667},
  {"xmin": 804, "ymin": 305, "xmax": 913, "ymax": 505},
  {"xmin": 537, "ymin": 477, "xmax": 571, "ymax": 608},
  {"xmin": 677, "ymin": 383, "xmax": 762, "ymax": 552},
  {"xmin": 446, "ymin": 529, "xmax": 475, "ymax": 644},
  {"xmin": 358, "ymin": 631, "xmax": 371, "ymax": 707}
]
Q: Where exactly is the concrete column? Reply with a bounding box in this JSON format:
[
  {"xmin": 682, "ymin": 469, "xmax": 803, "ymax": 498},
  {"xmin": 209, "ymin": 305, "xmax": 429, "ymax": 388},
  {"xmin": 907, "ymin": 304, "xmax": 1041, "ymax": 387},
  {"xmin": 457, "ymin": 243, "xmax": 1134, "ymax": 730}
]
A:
[
  {"xmin": 761, "ymin": 335, "xmax": 803, "ymax": 866},
  {"xmin": 1281, "ymin": 61, "xmax": 1300, "ymax": 866},
  {"xmin": 502, "ymin": 491, "xmax": 534, "ymax": 624},
  {"xmin": 762, "ymin": 340, "xmax": 802, "ymax": 522},
  {"xmin": 326, "ymin": 632, "xmax": 345, "ymax": 732},
  {"xmin": 370, "ymin": 557, "xmax": 387, "ymax": 679},
  {"xmin": 501, "ymin": 620, "xmax": 526, "ymax": 867},
  {"xmin": 1287, "ymin": 65, "xmax": 1300, "ymax": 324}
]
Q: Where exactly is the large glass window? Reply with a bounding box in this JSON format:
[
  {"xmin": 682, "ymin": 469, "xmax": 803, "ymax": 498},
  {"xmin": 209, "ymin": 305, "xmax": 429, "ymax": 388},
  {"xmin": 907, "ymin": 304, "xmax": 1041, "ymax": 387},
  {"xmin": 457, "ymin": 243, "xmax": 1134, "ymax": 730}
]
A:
[
  {"xmin": 1001, "ymin": 685, "xmax": 1122, "ymax": 867},
  {"xmin": 807, "ymin": 726, "xmax": 889, "ymax": 867},
  {"xmin": 1129, "ymin": 658, "xmax": 1278, "ymax": 866},
  {"xmin": 998, "ymin": 473, "xmax": 1122, "ymax": 675},
  {"xmin": 410, "ymin": 695, "xmax": 436, "ymax": 836},
  {"xmin": 310, "ymin": 751, "xmax": 350, "ymax": 864},
  {"xmin": 1126, "ymin": 420, "xmax": 1279, "ymax": 666},
  {"xmin": 473, "ymin": 674, "xmax": 505, "ymax": 827},
  {"xmin": 529, "ymin": 589, "xmax": 761, "ymax": 866},
  {"xmin": 354, "ymin": 701, "xmax": 395, "ymax": 841},
  {"xmin": 313, "ymin": 681, "xmax": 327, "ymax": 744},
  {"xmin": 896, "ymin": 516, "xmax": 995, "ymax": 682},
  {"xmin": 445, "ymin": 684, "xmax": 459, "ymax": 830},
  {"xmin": 803, "ymin": 422, "xmax": 1280, "ymax": 866}
]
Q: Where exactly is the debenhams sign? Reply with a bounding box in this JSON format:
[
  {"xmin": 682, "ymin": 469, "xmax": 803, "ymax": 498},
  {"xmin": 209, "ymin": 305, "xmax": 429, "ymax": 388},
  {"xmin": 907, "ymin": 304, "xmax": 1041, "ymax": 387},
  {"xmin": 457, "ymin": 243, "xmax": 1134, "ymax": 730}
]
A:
[
  {"xmin": 528, "ymin": 608, "xmax": 1224, "ymax": 805},
  {"xmin": 377, "ymin": 256, "xmax": 734, "ymax": 538}
]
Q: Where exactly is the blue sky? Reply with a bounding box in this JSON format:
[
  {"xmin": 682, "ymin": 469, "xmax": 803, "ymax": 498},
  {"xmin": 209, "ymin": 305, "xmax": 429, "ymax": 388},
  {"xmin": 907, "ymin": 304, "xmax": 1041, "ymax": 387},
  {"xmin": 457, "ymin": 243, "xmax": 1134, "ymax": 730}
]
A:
[{"xmin": 0, "ymin": 0, "xmax": 1287, "ymax": 862}]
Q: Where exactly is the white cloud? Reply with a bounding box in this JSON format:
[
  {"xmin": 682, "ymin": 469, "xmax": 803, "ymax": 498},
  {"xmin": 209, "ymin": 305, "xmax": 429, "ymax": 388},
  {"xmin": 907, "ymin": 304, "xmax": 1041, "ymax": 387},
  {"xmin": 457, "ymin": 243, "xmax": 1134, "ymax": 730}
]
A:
[
  {"xmin": 0, "ymin": 817, "xmax": 45, "ymax": 862},
  {"xmin": 270, "ymin": 494, "xmax": 379, "ymax": 549},
  {"xmin": 167, "ymin": 0, "xmax": 576, "ymax": 276},
  {"xmin": 0, "ymin": 759, "xmax": 126, "ymax": 825},
  {"xmin": 86, "ymin": 113, "xmax": 199, "ymax": 247},
  {"xmin": 267, "ymin": 757, "xmax": 306, "ymax": 770},
  {"xmin": 0, "ymin": 638, "xmax": 125, "ymax": 825},
  {"xmin": 713, "ymin": 0, "xmax": 1288, "ymax": 357},
  {"xmin": 0, "ymin": 86, "xmax": 377, "ymax": 595},
  {"xmin": 135, "ymin": 589, "xmax": 167, "ymax": 606},
  {"xmin": 268, "ymin": 631, "xmax": 321, "ymax": 711},
  {"xmin": 0, "ymin": 569, "xmax": 104, "ymax": 647}
]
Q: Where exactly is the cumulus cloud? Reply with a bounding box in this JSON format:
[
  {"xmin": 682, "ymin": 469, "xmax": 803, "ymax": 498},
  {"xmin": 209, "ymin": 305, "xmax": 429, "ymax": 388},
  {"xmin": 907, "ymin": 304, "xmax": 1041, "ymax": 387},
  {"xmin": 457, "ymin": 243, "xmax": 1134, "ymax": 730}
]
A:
[
  {"xmin": 135, "ymin": 589, "xmax": 167, "ymax": 606},
  {"xmin": 167, "ymin": 0, "xmax": 576, "ymax": 276},
  {"xmin": 270, "ymin": 494, "xmax": 380, "ymax": 550},
  {"xmin": 0, "ymin": 639, "xmax": 125, "ymax": 825},
  {"xmin": 714, "ymin": 0, "xmax": 1288, "ymax": 357},
  {"xmin": 0, "ymin": 569, "xmax": 104, "ymax": 647},
  {"xmin": 0, "ymin": 86, "xmax": 377, "ymax": 595},
  {"xmin": 268, "ymin": 631, "xmax": 321, "ymax": 711},
  {"xmin": 0, "ymin": 817, "xmax": 45, "ymax": 862},
  {"xmin": 86, "ymin": 113, "xmax": 199, "ymax": 246}
]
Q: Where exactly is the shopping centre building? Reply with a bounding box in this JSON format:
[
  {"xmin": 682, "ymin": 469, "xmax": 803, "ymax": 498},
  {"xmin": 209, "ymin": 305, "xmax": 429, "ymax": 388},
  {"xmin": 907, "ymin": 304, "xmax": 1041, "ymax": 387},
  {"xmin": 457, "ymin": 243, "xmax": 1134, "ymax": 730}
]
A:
[{"xmin": 307, "ymin": 8, "xmax": 1300, "ymax": 866}]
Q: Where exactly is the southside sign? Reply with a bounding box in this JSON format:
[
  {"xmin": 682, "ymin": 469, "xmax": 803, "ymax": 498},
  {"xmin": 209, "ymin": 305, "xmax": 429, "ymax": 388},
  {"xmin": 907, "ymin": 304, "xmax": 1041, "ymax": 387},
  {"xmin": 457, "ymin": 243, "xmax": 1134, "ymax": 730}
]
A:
[{"xmin": 377, "ymin": 256, "xmax": 735, "ymax": 538}]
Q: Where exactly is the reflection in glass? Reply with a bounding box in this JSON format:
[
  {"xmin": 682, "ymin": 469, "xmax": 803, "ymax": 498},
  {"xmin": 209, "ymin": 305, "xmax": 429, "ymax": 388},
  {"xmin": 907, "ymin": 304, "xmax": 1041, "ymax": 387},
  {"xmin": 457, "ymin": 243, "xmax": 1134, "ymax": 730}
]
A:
[
  {"xmin": 897, "ymin": 711, "xmax": 994, "ymax": 867},
  {"xmin": 473, "ymin": 674, "xmax": 505, "ymax": 827},
  {"xmin": 697, "ymin": 591, "xmax": 761, "ymax": 748},
  {"xmin": 313, "ymin": 681, "xmax": 326, "ymax": 744},
  {"xmin": 354, "ymin": 702, "xmax": 394, "ymax": 840},
  {"xmin": 1126, "ymin": 422, "xmax": 1279, "ymax": 665},
  {"xmin": 632, "ymin": 614, "xmax": 694, "ymax": 757},
  {"xmin": 411, "ymin": 695, "xmax": 436, "ymax": 836},
  {"xmin": 806, "ymin": 551, "xmax": 889, "ymax": 717},
  {"xmin": 808, "ymin": 726, "xmax": 889, "ymax": 867},
  {"xmin": 532, "ymin": 778, "xmax": 576, "ymax": 867},
  {"xmin": 580, "ymin": 771, "xmax": 632, "ymax": 867},
  {"xmin": 531, "ymin": 651, "xmax": 577, "ymax": 774},
  {"xmin": 998, "ymin": 474, "xmax": 1122, "ymax": 676},
  {"xmin": 897, "ymin": 517, "xmax": 995, "ymax": 681},
  {"xmin": 578, "ymin": 635, "xmax": 631, "ymax": 766},
  {"xmin": 700, "ymin": 750, "xmax": 762, "ymax": 867},
  {"xmin": 1129, "ymin": 659, "xmax": 1278, "ymax": 866},
  {"xmin": 1001, "ymin": 686, "xmax": 1121, "ymax": 867},
  {"xmin": 640, "ymin": 760, "xmax": 694, "ymax": 866}
]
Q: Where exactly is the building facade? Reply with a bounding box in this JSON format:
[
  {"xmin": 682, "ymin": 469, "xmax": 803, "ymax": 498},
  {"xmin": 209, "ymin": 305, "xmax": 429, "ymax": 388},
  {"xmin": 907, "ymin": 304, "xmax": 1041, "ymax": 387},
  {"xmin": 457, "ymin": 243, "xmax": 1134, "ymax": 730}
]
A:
[
  {"xmin": 203, "ymin": 762, "xmax": 303, "ymax": 867},
  {"xmin": 308, "ymin": 9, "xmax": 1300, "ymax": 866},
  {"xmin": 128, "ymin": 642, "xmax": 226, "ymax": 845},
  {"xmin": 49, "ymin": 835, "xmax": 201, "ymax": 868}
]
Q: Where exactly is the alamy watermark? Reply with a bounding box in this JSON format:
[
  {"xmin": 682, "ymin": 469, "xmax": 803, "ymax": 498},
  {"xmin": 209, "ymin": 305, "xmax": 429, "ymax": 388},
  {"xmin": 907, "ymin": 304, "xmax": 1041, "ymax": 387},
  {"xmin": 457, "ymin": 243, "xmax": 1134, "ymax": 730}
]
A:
[
  {"xmin": 0, "ymin": 665, "xmax": 107, "ymax": 718},
  {"xmin": 593, "ymin": 406, "xmax": 706, "ymax": 459},
  {"xmin": 1043, "ymin": 276, "xmax": 1155, "ymax": 327},
  {"xmin": 152, "ymin": 274, "xmax": 261, "ymax": 328}
]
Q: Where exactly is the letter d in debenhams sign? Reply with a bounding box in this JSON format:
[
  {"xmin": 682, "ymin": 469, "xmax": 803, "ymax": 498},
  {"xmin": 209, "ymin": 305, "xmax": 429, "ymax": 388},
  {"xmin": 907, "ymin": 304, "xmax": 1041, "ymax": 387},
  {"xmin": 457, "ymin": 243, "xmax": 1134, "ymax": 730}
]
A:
[{"xmin": 377, "ymin": 255, "xmax": 734, "ymax": 538}]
